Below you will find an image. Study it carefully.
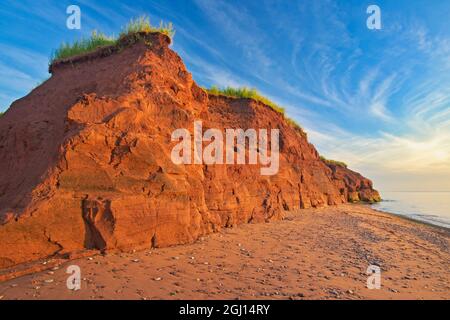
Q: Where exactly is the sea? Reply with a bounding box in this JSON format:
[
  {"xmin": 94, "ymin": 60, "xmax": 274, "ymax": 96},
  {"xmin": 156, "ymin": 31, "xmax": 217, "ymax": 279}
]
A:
[{"xmin": 371, "ymin": 191, "xmax": 450, "ymax": 229}]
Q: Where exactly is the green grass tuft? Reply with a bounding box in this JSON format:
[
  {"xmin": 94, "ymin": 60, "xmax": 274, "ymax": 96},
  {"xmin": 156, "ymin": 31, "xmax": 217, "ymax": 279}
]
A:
[
  {"xmin": 119, "ymin": 16, "xmax": 175, "ymax": 39},
  {"xmin": 51, "ymin": 31, "xmax": 116, "ymax": 61},
  {"xmin": 205, "ymin": 86, "xmax": 307, "ymax": 138},
  {"xmin": 50, "ymin": 16, "xmax": 175, "ymax": 63},
  {"xmin": 320, "ymin": 156, "xmax": 348, "ymax": 168},
  {"xmin": 205, "ymin": 86, "xmax": 285, "ymax": 114}
]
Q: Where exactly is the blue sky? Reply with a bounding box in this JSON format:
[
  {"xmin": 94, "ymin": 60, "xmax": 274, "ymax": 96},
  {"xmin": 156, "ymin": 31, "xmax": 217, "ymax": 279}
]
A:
[{"xmin": 1, "ymin": 0, "xmax": 450, "ymax": 191}]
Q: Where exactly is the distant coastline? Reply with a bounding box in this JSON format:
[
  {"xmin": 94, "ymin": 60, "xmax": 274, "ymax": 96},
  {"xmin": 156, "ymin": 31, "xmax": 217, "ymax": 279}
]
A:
[
  {"xmin": 370, "ymin": 206, "xmax": 450, "ymax": 234},
  {"xmin": 371, "ymin": 191, "xmax": 450, "ymax": 230}
]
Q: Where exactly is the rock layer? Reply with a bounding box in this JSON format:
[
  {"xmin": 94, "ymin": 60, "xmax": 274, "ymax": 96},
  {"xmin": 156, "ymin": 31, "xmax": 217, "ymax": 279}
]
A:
[{"xmin": 0, "ymin": 33, "xmax": 380, "ymax": 269}]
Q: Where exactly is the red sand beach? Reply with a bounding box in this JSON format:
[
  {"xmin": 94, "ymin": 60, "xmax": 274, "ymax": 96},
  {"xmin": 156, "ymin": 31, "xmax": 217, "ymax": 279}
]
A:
[{"xmin": 0, "ymin": 204, "xmax": 448, "ymax": 300}]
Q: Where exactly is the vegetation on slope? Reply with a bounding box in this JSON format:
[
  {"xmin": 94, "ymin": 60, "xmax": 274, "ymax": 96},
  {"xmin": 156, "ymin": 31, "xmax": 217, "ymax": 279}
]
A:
[
  {"xmin": 205, "ymin": 86, "xmax": 307, "ymax": 138},
  {"xmin": 51, "ymin": 31, "xmax": 116, "ymax": 62},
  {"xmin": 206, "ymin": 86, "xmax": 285, "ymax": 114},
  {"xmin": 51, "ymin": 16, "xmax": 175, "ymax": 63},
  {"xmin": 320, "ymin": 156, "xmax": 348, "ymax": 168},
  {"xmin": 119, "ymin": 16, "xmax": 174, "ymax": 39}
]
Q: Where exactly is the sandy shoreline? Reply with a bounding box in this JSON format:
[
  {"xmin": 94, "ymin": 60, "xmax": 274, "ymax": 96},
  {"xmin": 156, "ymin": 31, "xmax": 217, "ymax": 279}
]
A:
[
  {"xmin": 0, "ymin": 204, "xmax": 448, "ymax": 300},
  {"xmin": 371, "ymin": 203, "xmax": 450, "ymax": 232}
]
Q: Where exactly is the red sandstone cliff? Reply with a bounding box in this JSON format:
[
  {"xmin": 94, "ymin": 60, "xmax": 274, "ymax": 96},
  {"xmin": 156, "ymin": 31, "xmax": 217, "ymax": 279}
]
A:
[{"xmin": 0, "ymin": 33, "xmax": 380, "ymax": 271}]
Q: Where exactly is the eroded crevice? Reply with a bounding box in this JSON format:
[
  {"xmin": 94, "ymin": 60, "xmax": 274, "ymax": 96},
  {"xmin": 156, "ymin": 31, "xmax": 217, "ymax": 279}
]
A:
[
  {"xmin": 43, "ymin": 228, "xmax": 64, "ymax": 255},
  {"xmin": 81, "ymin": 197, "xmax": 115, "ymax": 251},
  {"xmin": 108, "ymin": 133, "xmax": 138, "ymax": 169},
  {"xmin": 150, "ymin": 233, "xmax": 157, "ymax": 248}
]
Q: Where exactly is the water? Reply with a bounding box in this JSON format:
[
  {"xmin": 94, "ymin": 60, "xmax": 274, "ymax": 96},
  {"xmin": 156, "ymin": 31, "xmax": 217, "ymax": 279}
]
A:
[{"xmin": 371, "ymin": 191, "xmax": 450, "ymax": 229}]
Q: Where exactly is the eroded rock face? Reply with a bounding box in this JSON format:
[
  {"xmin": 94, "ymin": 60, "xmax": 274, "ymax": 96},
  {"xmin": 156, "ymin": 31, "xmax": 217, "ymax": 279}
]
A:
[
  {"xmin": 0, "ymin": 33, "xmax": 380, "ymax": 269},
  {"xmin": 326, "ymin": 164, "xmax": 381, "ymax": 203}
]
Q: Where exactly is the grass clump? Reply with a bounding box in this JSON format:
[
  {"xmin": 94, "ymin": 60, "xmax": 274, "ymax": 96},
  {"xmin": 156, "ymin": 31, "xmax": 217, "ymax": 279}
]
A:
[
  {"xmin": 51, "ymin": 15, "xmax": 175, "ymax": 63},
  {"xmin": 320, "ymin": 156, "xmax": 348, "ymax": 168},
  {"xmin": 51, "ymin": 31, "xmax": 116, "ymax": 61},
  {"xmin": 119, "ymin": 16, "xmax": 175, "ymax": 39},
  {"xmin": 205, "ymin": 86, "xmax": 307, "ymax": 138},
  {"xmin": 206, "ymin": 86, "xmax": 285, "ymax": 114}
]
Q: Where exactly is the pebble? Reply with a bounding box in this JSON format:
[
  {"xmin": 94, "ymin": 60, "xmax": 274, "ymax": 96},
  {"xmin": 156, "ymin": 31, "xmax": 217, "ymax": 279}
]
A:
[
  {"xmin": 132, "ymin": 259, "xmax": 140, "ymax": 263},
  {"xmin": 44, "ymin": 279, "xmax": 54, "ymax": 283},
  {"xmin": 154, "ymin": 277, "xmax": 162, "ymax": 281}
]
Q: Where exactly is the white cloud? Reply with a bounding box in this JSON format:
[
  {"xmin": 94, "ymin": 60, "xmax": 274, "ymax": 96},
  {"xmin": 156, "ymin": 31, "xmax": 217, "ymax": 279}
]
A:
[{"xmin": 370, "ymin": 102, "xmax": 393, "ymax": 122}]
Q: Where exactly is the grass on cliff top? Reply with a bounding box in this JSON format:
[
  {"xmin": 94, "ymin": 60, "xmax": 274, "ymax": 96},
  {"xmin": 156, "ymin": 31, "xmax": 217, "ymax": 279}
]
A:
[
  {"xmin": 205, "ymin": 86, "xmax": 307, "ymax": 137},
  {"xmin": 119, "ymin": 16, "xmax": 175, "ymax": 39},
  {"xmin": 51, "ymin": 31, "xmax": 116, "ymax": 62},
  {"xmin": 51, "ymin": 16, "xmax": 175, "ymax": 63},
  {"xmin": 206, "ymin": 86, "xmax": 285, "ymax": 114},
  {"xmin": 320, "ymin": 156, "xmax": 348, "ymax": 168}
]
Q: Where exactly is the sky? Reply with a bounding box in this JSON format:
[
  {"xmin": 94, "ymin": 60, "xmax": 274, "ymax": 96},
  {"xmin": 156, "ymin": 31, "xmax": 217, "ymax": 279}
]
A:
[{"xmin": 1, "ymin": 0, "xmax": 449, "ymax": 191}]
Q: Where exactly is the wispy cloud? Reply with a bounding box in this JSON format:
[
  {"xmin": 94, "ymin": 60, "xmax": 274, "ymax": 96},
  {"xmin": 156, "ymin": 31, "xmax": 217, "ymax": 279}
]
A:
[{"xmin": 193, "ymin": 0, "xmax": 273, "ymax": 73}]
